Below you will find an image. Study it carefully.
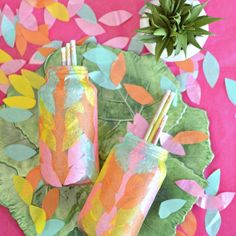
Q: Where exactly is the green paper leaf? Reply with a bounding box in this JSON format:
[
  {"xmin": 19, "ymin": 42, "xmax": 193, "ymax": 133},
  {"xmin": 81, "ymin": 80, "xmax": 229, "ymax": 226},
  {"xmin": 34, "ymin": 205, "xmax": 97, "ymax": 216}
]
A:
[{"xmin": 0, "ymin": 108, "xmax": 32, "ymax": 122}]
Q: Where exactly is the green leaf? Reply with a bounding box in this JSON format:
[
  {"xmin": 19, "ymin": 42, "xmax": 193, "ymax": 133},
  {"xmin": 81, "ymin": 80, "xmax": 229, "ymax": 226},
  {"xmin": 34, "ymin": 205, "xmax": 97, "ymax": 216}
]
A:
[
  {"xmin": 154, "ymin": 28, "xmax": 167, "ymax": 37},
  {"xmin": 67, "ymin": 227, "xmax": 84, "ymax": 236},
  {"xmin": 194, "ymin": 16, "xmax": 222, "ymax": 27},
  {"xmin": 166, "ymin": 39, "xmax": 174, "ymax": 56},
  {"xmin": 187, "ymin": 27, "xmax": 212, "ymax": 36},
  {"xmin": 187, "ymin": 34, "xmax": 202, "ymax": 49},
  {"xmin": 137, "ymin": 26, "xmax": 156, "ymax": 34},
  {"xmin": 155, "ymin": 38, "xmax": 168, "ymax": 61},
  {"xmin": 186, "ymin": 2, "xmax": 207, "ymax": 23}
]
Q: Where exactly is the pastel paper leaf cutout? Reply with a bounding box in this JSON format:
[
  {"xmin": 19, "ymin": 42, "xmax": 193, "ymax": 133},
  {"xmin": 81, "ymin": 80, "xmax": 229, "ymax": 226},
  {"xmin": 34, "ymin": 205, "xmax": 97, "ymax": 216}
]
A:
[
  {"xmin": 175, "ymin": 180, "xmax": 205, "ymax": 197},
  {"xmin": 99, "ymin": 10, "xmax": 132, "ymax": 26},
  {"xmin": 75, "ymin": 18, "xmax": 105, "ymax": 36},
  {"xmin": 111, "ymin": 53, "xmax": 126, "ymax": 86},
  {"xmin": 26, "ymin": 166, "xmax": 42, "ymax": 191},
  {"xmin": 173, "ymin": 131, "xmax": 208, "ymax": 144},
  {"xmin": 128, "ymin": 34, "xmax": 144, "ymax": 54},
  {"xmin": 203, "ymin": 52, "xmax": 220, "ymax": 88},
  {"xmin": 103, "ymin": 37, "xmax": 129, "ymax": 49},
  {"xmin": 0, "ymin": 49, "xmax": 13, "ymax": 63},
  {"xmin": 26, "ymin": 0, "xmax": 54, "ymax": 8},
  {"xmin": 13, "ymin": 176, "xmax": 33, "ymax": 205},
  {"xmin": 127, "ymin": 113, "xmax": 149, "ymax": 139},
  {"xmin": 16, "ymin": 23, "xmax": 28, "ymax": 56},
  {"xmin": 159, "ymin": 199, "xmax": 186, "ymax": 219},
  {"xmin": 1, "ymin": 15, "xmax": 16, "ymax": 47},
  {"xmin": 160, "ymin": 132, "xmax": 185, "ymax": 156},
  {"xmin": 176, "ymin": 231, "xmax": 186, "ymax": 236},
  {"xmin": 0, "ymin": 84, "xmax": 9, "ymax": 94},
  {"xmin": 45, "ymin": 2, "xmax": 69, "ymax": 22},
  {"xmin": 176, "ymin": 59, "xmax": 195, "ymax": 73},
  {"xmin": 0, "ymin": 69, "xmax": 9, "ymax": 84},
  {"xmin": 44, "ymin": 6, "xmax": 56, "ymax": 29},
  {"xmin": 3, "ymin": 96, "xmax": 36, "ymax": 109},
  {"xmin": 42, "ymin": 188, "xmax": 60, "ymax": 220},
  {"xmin": 124, "ymin": 83, "xmax": 154, "ymax": 105},
  {"xmin": 0, "ymin": 107, "xmax": 32, "ymax": 122},
  {"xmin": 2, "ymin": 4, "xmax": 15, "ymax": 22},
  {"xmin": 41, "ymin": 219, "xmax": 65, "ymax": 236},
  {"xmin": 9, "ymin": 74, "xmax": 35, "ymax": 98},
  {"xmin": 67, "ymin": 0, "xmax": 84, "ymax": 17},
  {"xmin": 21, "ymin": 69, "xmax": 46, "ymax": 89},
  {"xmin": 0, "ymin": 59, "xmax": 26, "ymax": 75},
  {"xmin": 29, "ymin": 205, "xmax": 46, "ymax": 235},
  {"xmin": 77, "ymin": 3, "xmax": 97, "ymax": 23},
  {"xmin": 225, "ymin": 78, "xmax": 236, "ymax": 105},
  {"xmin": 179, "ymin": 211, "xmax": 197, "ymax": 236},
  {"xmin": 205, "ymin": 169, "xmax": 221, "ymax": 196},
  {"xmin": 176, "ymin": 73, "xmax": 190, "ymax": 92},
  {"xmin": 186, "ymin": 76, "xmax": 201, "ymax": 104},
  {"xmin": 205, "ymin": 210, "xmax": 221, "ymax": 236},
  {"xmin": 4, "ymin": 144, "xmax": 36, "ymax": 161}
]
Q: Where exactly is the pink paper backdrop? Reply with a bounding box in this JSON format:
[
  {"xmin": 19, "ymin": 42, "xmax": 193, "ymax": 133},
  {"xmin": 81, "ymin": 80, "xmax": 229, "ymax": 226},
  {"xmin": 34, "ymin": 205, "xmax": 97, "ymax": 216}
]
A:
[{"xmin": 0, "ymin": 0, "xmax": 235, "ymax": 235}]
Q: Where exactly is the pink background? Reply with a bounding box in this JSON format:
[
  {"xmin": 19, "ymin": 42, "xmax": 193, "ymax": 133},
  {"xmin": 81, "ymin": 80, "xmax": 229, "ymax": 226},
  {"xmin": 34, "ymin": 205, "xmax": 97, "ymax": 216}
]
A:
[{"xmin": 0, "ymin": 0, "xmax": 235, "ymax": 235}]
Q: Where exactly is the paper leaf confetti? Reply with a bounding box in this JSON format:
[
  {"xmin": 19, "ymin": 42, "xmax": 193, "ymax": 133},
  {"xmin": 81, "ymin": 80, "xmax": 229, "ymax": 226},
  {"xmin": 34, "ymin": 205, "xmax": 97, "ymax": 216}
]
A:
[
  {"xmin": 99, "ymin": 10, "xmax": 132, "ymax": 26},
  {"xmin": 110, "ymin": 53, "xmax": 126, "ymax": 86},
  {"xmin": 205, "ymin": 169, "xmax": 221, "ymax": 196},
  {"xmin": 26, "ymin": 0, "xmax": 54, "ymax": 8},
  {"xmin": 0, "ymin": 49, "xmax": 13, "ymax": 63},
  {"xmin": 176, "ymin": 59, "xmax": 195, "ymax": 73},
  {"xmin": 159, "ymin": 199, "xmax": 186, "ymax": 219},
  {"xmin": 1, "ymin": 15, "xmax": 16, "ymax": 47},
  {"xmin": 45, "ymin": 2, "xmax": 69, "ymax": 22},
  {"xmin": 26, "ymin": 166, "xmax": 42, "ymax": 191},
  {"xmin": 205, "ymin": 210, "xmax": 221, "ymax": 236},
  {"xmin": 67, "ymin": 0, "xmax": 84, "ymax": 17},
  {"xmin": 3, "ymin": 96, "xmax": 36, "ymax": 109},
  {"xmin": 186, "ymin": 76, "xmax": 201, "ymax": 104},
  {"xmin": 0, "ymin": 59, "xmax": 26, "ymax": 75},
  {"xmin": 124, "ymin": 83, "xmax": 154, "ymax": 105},
  {"xmin": 128, "ymin": 34, "xmax": 144, "ymax": 54},
  {"xmin": 103, "ymin": 37, "xmax": 129, "ymax": 49},
  {"xmin": 2, "ymin": 4, "xmax": 15, "ymax": 22},
  {"xmin": 179, "ymin": 211, "xmax": 197, "ymax": 236},
  {"xmin": 21, "ymin": 69, "xmax": 46, "ymax": 89},
  {"xmin": 0, "ymin": 69, "xmax": 9, "ymax": 84},
  {"xmin": 16, "ymin": 23, "xmax": 28, "ymax": 56},
  {"xmin": 42, "ymin": 188, "xmax": 60, "ymax": 220},
  {"xmin": 4, "ymin": 144, "xmax": 36, "ymax": 161},
  {"xmin": 44, "ymin": 8, "xmax": 56, "ymax": 29},
  {"xmin": 173, "ymin": 131, "xmax": 208, "ymax": 144},
  {"xmin": 13, "ymin": 176, "xmax": 33, "ymax": 205},
  {"xmin": 176, "ymin": 179, "xmax": 205, "ymax": 197},
  {"xmin": 77, "ymin": 3, "xmax": 97, "ymax": 23},
  {"xmin": 225, "ymin": 78, "xmax": 236, "ymax": 105},
  {"xmin": 160, "ymin": 133, "xmax": 185, "ymax": 156},
  {"xmin": 29, "ymin": 205, "xmax": 46, "ymax": 235},
  {"xmin": 203, "ymin": 52, "xmax": 220, "ymax": 88},
  {"xmin": 75, "ymin": 18, "xmax": 105, "ymax": 36},
  {"xmin": 0, "ymin": 107, "xmax": 32, "ymax": 122},
  {"xmin": 41, "ymin": 219, "xmax": 65, "ymax": 236}
]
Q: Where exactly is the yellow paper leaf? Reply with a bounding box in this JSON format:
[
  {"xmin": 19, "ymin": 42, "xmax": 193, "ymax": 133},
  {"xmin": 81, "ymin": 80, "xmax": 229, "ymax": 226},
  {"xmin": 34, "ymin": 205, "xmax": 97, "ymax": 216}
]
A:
[
  {"xmin": 21, "ymin": 69, "xmax": 45, "ymax": 89},
  {"xmin": 45, "ymin": 2, "xmax": 69, "ymax": 22},
  {"xmin": 3, "ymin": 96, "xmax": 36, "ymax": 109},
  {"xmin": 0, "ymin": 49, "xmax": 13, "ymax": 63},
  {"xmin": 29, "ymin": 205, "xmax": 46, "ymax": 235},
  {"xmin": 13, "ymin": 176, "xmax": 33, "ymax": 205},
  {"xmin": 9, "ymin": 74, "xmax": 35, "ymax": 98},
  {"xmin": 0, "ymin": 69, "xmax": 9, "ymax": 84},
  {"xmin": 81, "ymin": 79, "xmax": 95, "ymax": 106}
]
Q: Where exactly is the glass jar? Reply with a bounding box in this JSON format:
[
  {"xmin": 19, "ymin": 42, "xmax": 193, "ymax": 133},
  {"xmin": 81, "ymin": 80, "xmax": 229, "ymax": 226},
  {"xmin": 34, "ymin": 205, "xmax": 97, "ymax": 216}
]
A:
[
  {"xmin": 78, "ymin": 132, "xmax": 168, "ymax": 236},
  {"xmin": 38, "ymin": 66, "xmax": 99, "ymax": 187}
]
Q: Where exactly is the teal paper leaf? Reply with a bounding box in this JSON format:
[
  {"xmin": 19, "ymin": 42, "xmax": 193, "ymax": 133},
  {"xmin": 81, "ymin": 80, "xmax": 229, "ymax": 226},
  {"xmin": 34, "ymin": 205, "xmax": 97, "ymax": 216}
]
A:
[
  {"xmin": 159, "ymin": 199, "xmax": 186, "ymax": 219},
  {"xmin": 4, "ymin": 144, "xmax": 37, "ymax": 161},
  {"xmin": 77, "ymin": 3, "xmax": 97, "ymax": 23},
  {"xmin": 128, "ymin": 34, "xmax": 144, "ymax": 54},
  {"xmin": 0, "ymin": 108, "xmax": 32, "ymax": 122},
  {"xmin": 41, "ymin": 219, "xmax": 65, "ymax": 236},
  {"xmin": 205, "ymin": 210, "xmax": 221, "ymax": 236},
  {"xmin": 1, "ymin": 15, "xmax": 16, "ymax": 48},
  {"xmin": 205, "ymin": 169, "xmax": 221, "ymax": 196},
  {"xmin": 225, "ymin": 78, "xmax": 236, "ymax": 105},
  {"xmin": 203, "ymin": 52, "xmax": 220, "ymax": 88}
]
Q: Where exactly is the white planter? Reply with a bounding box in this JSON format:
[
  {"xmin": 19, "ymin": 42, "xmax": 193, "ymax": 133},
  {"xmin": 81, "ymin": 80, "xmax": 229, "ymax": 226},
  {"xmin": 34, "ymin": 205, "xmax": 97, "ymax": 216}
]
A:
[{"xmin": 140, "ymin": 0, "xmax": 209, "ymax": 62}]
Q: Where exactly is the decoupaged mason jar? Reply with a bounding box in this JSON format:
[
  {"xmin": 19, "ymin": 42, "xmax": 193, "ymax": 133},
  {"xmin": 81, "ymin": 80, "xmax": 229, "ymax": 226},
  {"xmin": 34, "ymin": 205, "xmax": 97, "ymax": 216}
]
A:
[{"xmin": 38, "ymin": 66, "xmax": 99, "ymax": 187}]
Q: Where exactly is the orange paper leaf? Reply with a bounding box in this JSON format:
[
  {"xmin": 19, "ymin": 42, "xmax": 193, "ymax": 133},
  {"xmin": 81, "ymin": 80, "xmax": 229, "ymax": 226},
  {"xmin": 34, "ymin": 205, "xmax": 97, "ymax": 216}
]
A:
[
  {"xmin": 77, "ymin": 36, "xmax": 89, "ymax": 46},
  {"xmin": 175, "ymin": 59, "xmax": 194, "ymax": 73},
  {"xmin": 111, "ymin": 53, "xmax": 126, "ymax": 86},
  {"xmin": 42, "ymin": 188, "xmax": 59, "ymax": 219},
  {"xmin": 26, "ymin": 166, "xmax": 42, "ymax": 191},
  {"xmin": 180, "ymin": 211, "xmax": 197, "ymax": 236},
  {"xmin": 38, "ymin": 47, "xmax": 56, "ymax": 57},
  {"xmin": 173, "ymin": 131, "xmax": 208, "ymax": 144},
  {"xmin": 26, "ymin": 0, "xmax": 54, "ymax": 8},
  {"xmin": 123, "ymin": 83, "xmax": 154, "ymax": 105},
  {"xmin": 16, "ymin": 23, "xmax": 28, "ymax": 56},
  {"xmin": 176, "ymin": 230, "xmax": 187, "ymax": 236}
]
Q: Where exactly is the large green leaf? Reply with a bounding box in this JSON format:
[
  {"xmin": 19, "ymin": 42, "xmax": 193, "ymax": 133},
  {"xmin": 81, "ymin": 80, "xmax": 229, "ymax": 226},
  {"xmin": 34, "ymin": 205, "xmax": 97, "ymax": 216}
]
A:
[{"xmin": 0, "ymin": 43, "xmax": 213, "ymax": 236}]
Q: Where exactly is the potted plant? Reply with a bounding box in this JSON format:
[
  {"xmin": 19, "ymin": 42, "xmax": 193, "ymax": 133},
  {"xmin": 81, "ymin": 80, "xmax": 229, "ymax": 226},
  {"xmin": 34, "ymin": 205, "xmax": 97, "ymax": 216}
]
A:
[{"xmin": 138, "ymin": 0, "xmax": 221, "ymax": 62}]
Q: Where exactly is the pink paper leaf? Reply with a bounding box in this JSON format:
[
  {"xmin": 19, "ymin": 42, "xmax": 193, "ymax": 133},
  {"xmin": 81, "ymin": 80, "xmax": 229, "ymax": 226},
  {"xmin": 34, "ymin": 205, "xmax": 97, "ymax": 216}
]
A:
[
  {"xmin": 1, "ymin": 59, "xmax": 26, "ymax": 75},
  {"xmin": 0, "ymin": 84, "xmax": 10, "ymax": 94},
  {"xmin": 192, "ymin": 52, "xmax": 205, "ymax": 61},
  {"xmin": 176, "ymin": 179, "xmax": 205, "ymax": 197},
  {"xmin": 99, "ymin": 10, "xmax": 132, "ymax": 26},
  {"xmin": 75, "ymin": 18, "xmax": 105, "ymax": 36},
  {"xmin": 44, "ymin": 8, "xmax": 56, "ymax": 29},
  {"xmin": 127, "ymin": 113, "xmax": 149, "ymax": 139},
  {"xmin": 160, "ymin": 133, "xmax": 185, "ymax": 156},
  {"xmin": 2, "ymin": 4, "xmax": 15, "ymax": 22},
  {"xmin": 103, "ymin": 37, "xmax": 129, "ymax": 49},
  {"xmin": 67, "ymin": 0, "xmax": 84, "ymax": 17},
  {"xmin": 186, "ymin": 76, "xmax": 201, "ymax": 104},
  {"xmin": 197, "ymin": 192, "xmax": 235, "ymax": 211}
]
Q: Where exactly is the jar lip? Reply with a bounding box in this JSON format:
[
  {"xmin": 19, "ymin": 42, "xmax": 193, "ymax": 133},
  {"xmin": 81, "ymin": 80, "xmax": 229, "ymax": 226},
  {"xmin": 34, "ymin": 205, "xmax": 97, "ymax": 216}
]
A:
[{"xmin": 46, "ymin": 66, "xmax": 88, "ymax": 75}]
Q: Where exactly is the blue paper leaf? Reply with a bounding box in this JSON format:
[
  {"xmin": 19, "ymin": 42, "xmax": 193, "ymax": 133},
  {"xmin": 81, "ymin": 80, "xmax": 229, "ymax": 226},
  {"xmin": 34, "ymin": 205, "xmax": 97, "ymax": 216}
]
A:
[
  {"xmin": 225, "ymin": 78, "xmax": 236, "ymax": 105},
  {"xmin": 159, "ymin": 199, "xmax": 186, "ymax": 219},
  {"xmin": 0, "ymin": 108, "xmax": 32, "ymax": 122},
  {"xmin": 205, "ymin": 210, "xmax": 221, "ymax": 236},
  {"xmin": 203, "ymin": 52, "xmax": 220, "ymax": 88},
  {"xmin": 128, "ymin": 34, "xmax": 144, "ymax": 54},
  {"xmin": 4, "ymin": 144, "xmax": 36, "ymax": 161},
  {"xmin": 205, "ymin": 169, "xmax": 221, "ymax": 196},
  {"xmin": 176, "ymin": 73, "xmax": 189, "ymax": 92},
  {"xmin": 77, "ymin": 3, "xmax": 97, "ymax": 23},
  {"xmin": 1, "ymin": 15, "xmax": 16, "ymax": 47},
  {"xmin": 40, "ymin": 219, "xmax": 65, "ymax": 236}
]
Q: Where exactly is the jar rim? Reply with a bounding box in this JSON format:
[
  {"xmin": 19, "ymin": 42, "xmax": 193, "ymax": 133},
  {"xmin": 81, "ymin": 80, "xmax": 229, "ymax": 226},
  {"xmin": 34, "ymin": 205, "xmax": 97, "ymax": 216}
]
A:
[{"xmin": 46, "ymin": 66, "xmax": 88, "ymax": 76}]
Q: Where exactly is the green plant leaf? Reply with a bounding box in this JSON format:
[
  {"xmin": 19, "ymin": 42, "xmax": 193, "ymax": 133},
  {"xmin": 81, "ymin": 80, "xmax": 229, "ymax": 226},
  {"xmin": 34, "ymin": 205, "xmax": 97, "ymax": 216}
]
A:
[
  {"xmin": 186, "ymin": 2, "xmax": 207, "ymax": 23},
  {"xmin": 194, "ymin": 16, "xmax": 222, "ymax": 27},
  {"xmin": 154, "ymin": 28, "xmax": 167, "ymax": 37},
  {"xmin": 187, "ymin": 34, "xmax": 202, "ymax": 49},
  {"xmin": 155, "ymin": 38, "xmax": 168, "ymax": 61}
]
